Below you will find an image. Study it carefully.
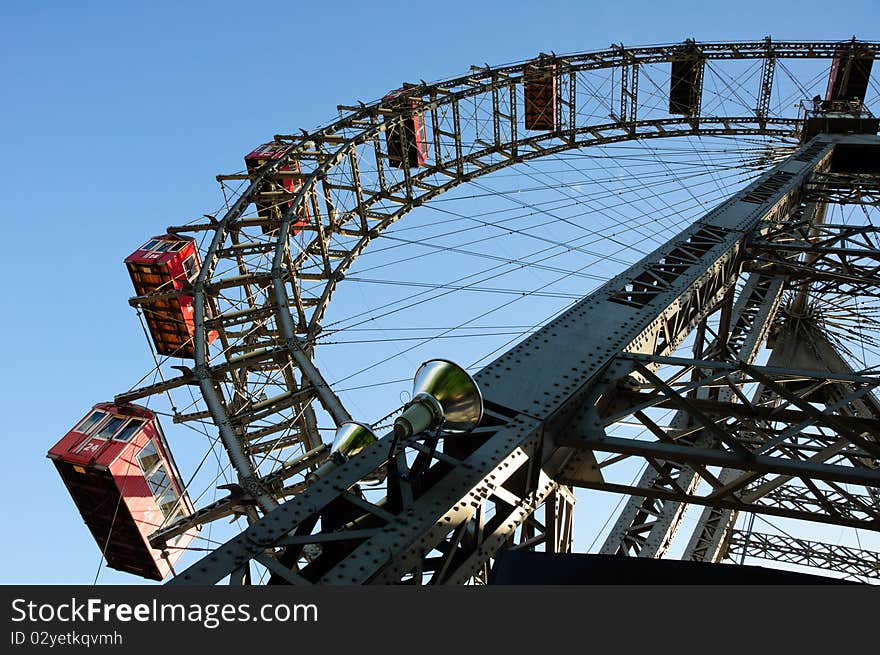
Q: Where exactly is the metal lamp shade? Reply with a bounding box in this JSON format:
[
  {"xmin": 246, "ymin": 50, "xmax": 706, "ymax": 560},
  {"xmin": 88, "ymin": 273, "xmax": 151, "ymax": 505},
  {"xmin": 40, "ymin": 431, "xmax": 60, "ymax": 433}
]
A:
[
  {"xmin": 330, "ymin": 422, "xmax": 378, "ymax": 462},
  {"xmin": 306, "ymin": 421, "xmax": 382, "ymax": 484},
  {"xmin": 410, "ymin": 359, "xmax": 483, "ymax": 432}
]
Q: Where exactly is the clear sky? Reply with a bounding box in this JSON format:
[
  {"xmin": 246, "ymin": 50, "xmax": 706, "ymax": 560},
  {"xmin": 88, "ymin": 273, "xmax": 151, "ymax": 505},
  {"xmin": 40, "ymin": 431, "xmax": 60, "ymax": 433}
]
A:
[{"xmin": 1, "ymin": 1, "xmax": 878, "ymax": 584}]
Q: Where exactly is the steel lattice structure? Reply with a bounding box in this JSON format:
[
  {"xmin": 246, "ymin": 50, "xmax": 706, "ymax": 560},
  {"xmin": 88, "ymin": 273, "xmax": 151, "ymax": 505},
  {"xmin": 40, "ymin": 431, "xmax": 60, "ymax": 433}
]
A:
[
  {"xmin": 724, "ymin": 531, "xmax": 880, "ymax": 578},
  {"xmin": 99, "ymin": 38, "xmax": 880, "ymax": 584}
]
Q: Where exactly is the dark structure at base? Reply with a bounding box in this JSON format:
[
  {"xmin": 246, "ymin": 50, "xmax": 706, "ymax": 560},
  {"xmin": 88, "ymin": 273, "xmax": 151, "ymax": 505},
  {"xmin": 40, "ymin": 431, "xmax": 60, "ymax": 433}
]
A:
[{"xmin": 489, "ymin": 551, "xmax": 857, "ymax": 585}]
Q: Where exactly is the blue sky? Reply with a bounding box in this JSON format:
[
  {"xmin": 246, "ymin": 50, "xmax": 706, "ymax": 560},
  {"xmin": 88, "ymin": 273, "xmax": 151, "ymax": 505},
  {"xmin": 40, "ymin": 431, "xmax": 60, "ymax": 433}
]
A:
[{"xmin": 1, "ymin": 1, "xmax": 878, "ymax": 584}]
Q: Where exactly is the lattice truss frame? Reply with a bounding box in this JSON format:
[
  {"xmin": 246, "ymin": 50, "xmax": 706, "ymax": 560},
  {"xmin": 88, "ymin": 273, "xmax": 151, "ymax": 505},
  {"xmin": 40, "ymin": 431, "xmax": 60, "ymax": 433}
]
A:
[
  {"xmin": 161, "ymin": 128, "xmax": 880, "ymax": 585},
  {"xmin": 724, "ymin": 530, "xmax": 880, "ymax": 578},
  {"xmin": 109, "ymin": 39, "xmax": 880, "ymax": 582}
]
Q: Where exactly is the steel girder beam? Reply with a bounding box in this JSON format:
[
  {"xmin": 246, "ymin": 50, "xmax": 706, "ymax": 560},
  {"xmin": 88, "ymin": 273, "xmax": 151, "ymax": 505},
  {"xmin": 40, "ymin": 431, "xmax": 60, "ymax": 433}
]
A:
[
  {"xmin": 752, "ymin": 484, "xmax": 877, "ymax": 521},
  {"xmin": 560, "ymin": 434, "xmax": 880, "ymax": 530},
  {"xmin": 168, "ymin": 134, "xmax": 850, "ymax": 584},
  {"xmin": 599, "ymin": 272, "xmax": 786, "ymax": 557},
  {"xmin": 725, "ymin": 530, "xmax": 880, "ymax": 580},
  {"xmin": 748, "ymin": 208, "xmax": 880, "ymax": 289},
  {"xmin": 598, "ymin": 349, "xmax": 880, "ymax": 468},
  {"xmin": 755, "ymin": 39, "xmax": 776, "ymax": 129},
  {"xmin": 617, "ymin": 46, "xmax": 639, "ymax": 130},
  {"xmin": 805, "ymin": 172, "xmax": 880, "ymax": 205}
]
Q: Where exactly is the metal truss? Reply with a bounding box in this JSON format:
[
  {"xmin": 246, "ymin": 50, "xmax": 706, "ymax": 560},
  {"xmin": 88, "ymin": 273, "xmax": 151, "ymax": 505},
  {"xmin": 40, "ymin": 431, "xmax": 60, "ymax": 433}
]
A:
[
  {"xmin": 569, "ymin": 350, "xmax": 880, "ymax": 527},
  {"xmin": 598, "ymin": 271, "xmax": 786, "ymax": 558},
  {"xmin": 593, "ymin": 298, "xmax": 880, "ymax": 561},
  {"xmin": 119, "ymin": 40, "xmax": 878, "ymax": 523},
  {"xmin": 748, "ymin": 221, "xmax": 880, "ymax": 299},
  {"xmin": 806, "ymin": 172, "xmax": 880, "ymax": 205},
  {"xmin": 164, "ymin": 130, "xmax": 880, "ymax": 584},
  {"xmin": 756, "ymin": 37, "xmax": 776, "ymax": 129},
  {"xmin": 603, "ymin": 162, "xmax": 880, "ymax": 566},
  {"xmin": 683, "ymin": 320, "xmax": 880, "ymax": 564},
  {"xmin": 77, "ymin": 33, "xmax": 880, "ymax": 582},
  {"xmin": 724, "ymin": 530, "xmax": 880, "ymax": 580}
]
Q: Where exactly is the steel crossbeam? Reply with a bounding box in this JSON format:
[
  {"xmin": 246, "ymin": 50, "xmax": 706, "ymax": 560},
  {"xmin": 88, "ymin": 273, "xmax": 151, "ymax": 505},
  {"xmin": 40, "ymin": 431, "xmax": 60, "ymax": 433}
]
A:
[
  {"xmin": 725, "ymin": 531, "xmax": 880, "ymax": 579},
  {"xmin": 598, "ymin": 272, "xmax": 786, "ymax": 557}
]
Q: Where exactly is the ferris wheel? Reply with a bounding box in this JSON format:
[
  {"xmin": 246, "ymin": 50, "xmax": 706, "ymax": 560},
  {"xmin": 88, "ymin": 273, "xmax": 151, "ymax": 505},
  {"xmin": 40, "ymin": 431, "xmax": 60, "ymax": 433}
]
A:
[{"xmin": 48, "ymin": 38, "xmax": 880, "ymax": 584}]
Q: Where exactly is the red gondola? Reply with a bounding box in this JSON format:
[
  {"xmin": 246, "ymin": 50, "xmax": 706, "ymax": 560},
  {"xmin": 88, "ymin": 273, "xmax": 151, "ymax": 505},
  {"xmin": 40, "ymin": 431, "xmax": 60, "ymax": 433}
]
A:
[
  {"xmin": 383, "ymin": 90, "xmax": 428, "ymax": 168},
  {"xmin": 47, "ymin": 403, "xmax": 198, "ymax": 580},
  {"xmin": 524, "ymin": 59, "xmax": 557, "ymax": 131},
  {"xmin": 244, "ymin": 141, "xmax": 311, "ymax": 234},
  {"xmin": 125, "ymin": 234, "xmax": 217, "ymax": 358}
]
